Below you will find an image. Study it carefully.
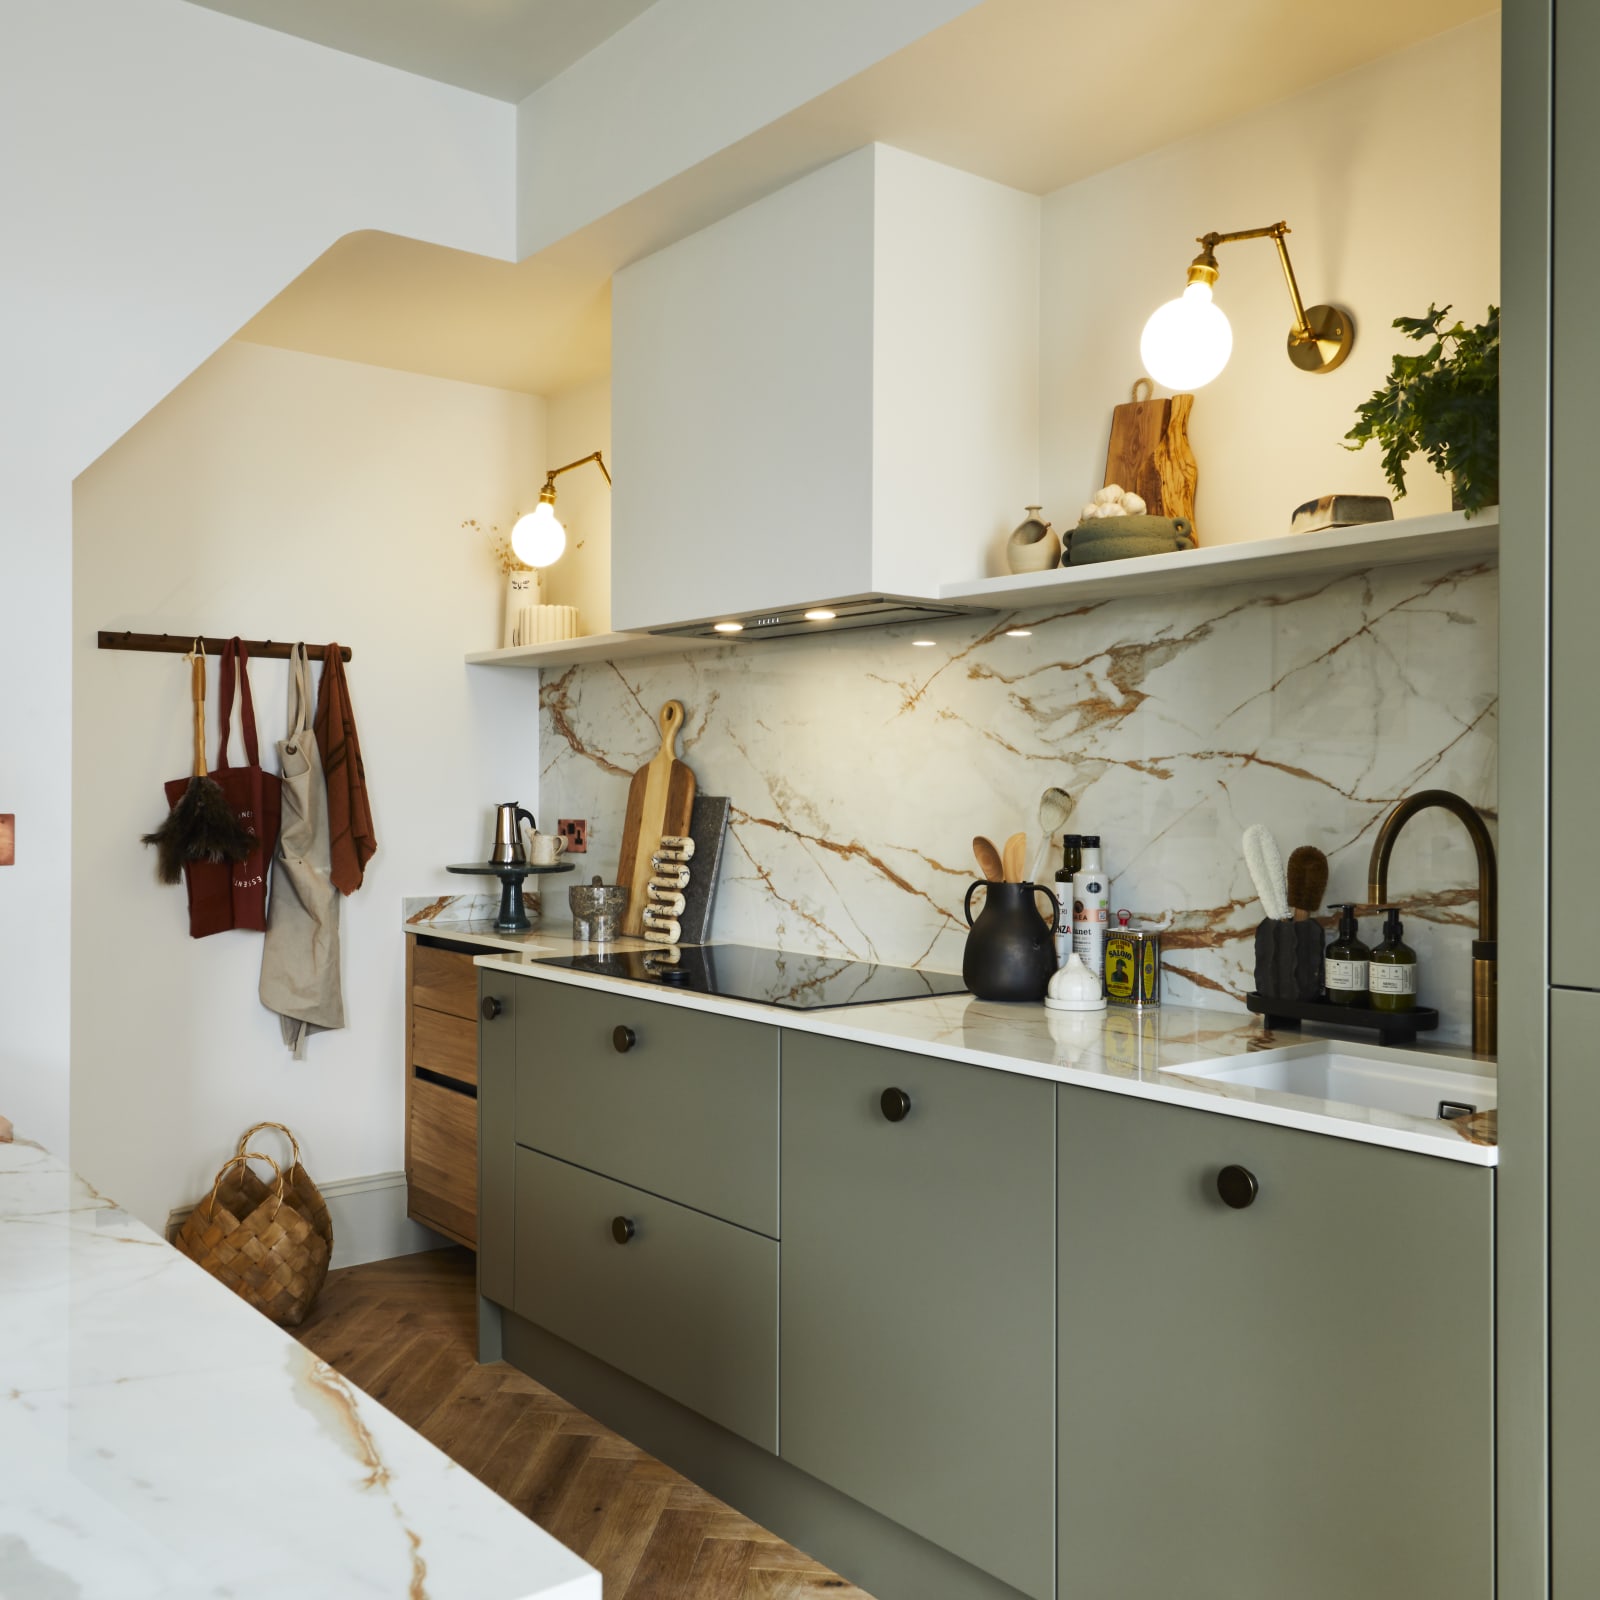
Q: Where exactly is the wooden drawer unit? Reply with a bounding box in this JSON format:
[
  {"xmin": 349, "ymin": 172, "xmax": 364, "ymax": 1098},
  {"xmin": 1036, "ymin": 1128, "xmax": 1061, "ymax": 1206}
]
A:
[
  {"xmin": 412, "ymin": 939, "xmax": 480, "ymax": 1019},
  {"xmin": 405, "ymin": 935, "xmax": 483, "ymax": 1249},
  {"xmin": 514, "ymin": 981, "xmax": 779, "ymax": 1237},
  {"xmin": 513, "ymin": 1146, "xmax": 778, "ymax": 1451},
  {"xmin": 408, "ymin": 1074, "xmax": 477, "ymax": 1247}
]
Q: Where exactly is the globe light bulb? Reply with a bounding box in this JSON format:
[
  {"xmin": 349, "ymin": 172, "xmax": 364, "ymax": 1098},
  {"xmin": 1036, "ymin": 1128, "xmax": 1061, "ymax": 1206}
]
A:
[
  {"xmin": 1140, "ymin": 281, "xmax": 1234, "ymax": 390},
  {"xmin": 510, "ymin": 500, "xmax": 566, "ymax": 568}
]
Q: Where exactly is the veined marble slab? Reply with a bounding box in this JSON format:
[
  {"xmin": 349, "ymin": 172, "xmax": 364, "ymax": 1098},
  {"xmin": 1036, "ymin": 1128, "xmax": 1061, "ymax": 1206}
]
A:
[
  {"xmin": 474, "ymin": 949, "xmax": 1498, "ymax": 1167},
  {"xmin": 537, "ymin": 555, "xmax": 1497, "ymax": 1048},
  {"xmin": 0, "ymin": 1138, "xmax": 599, "ymax": 1600}
]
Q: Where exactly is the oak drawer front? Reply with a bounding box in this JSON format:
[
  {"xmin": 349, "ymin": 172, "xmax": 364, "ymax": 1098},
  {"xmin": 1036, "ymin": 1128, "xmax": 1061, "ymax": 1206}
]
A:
[
  {"xmin": 408, "ymin": 1075, "xmax": 477, "ymax": 1246},
  {"xmin": 412, "ymin": 941, "xmax": 480, "ymax": 1020},
  {"xmin": 513, "ymin": 1147, "xmax": 777, "ymax": 1451},
  {"xmin": 413, "ymin": 1007, "xmax": 478, "ymax": 1087},
  {"xmin": 514, "ymin": 981, "xmax": 778, "ymax": 1236}
]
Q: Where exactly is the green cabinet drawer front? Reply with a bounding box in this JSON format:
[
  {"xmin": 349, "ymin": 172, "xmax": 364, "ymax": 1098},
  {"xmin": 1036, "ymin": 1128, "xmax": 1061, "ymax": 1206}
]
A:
[
  {"xmin": 513, "ymin": 1146, "xmax": 778, "ymax": 1452},
  {"xmin": 477, "ymin": 972, "xmax": 516, "ymax": 1308},
  {"xmin": 1553, "ymin": 988, "xmax": 1600, "ymax": 1592},
  {"xmin": 515, "ymin": 980, "xmax": 779, "ymax": 1236},
  {"xmin": 1058, "ymin": 1086, "xmax": 1493, "ymax": 1600},
  {"xmin": 780, "ymin": 1032, "xmax": 1056, "ymax": 1600}
]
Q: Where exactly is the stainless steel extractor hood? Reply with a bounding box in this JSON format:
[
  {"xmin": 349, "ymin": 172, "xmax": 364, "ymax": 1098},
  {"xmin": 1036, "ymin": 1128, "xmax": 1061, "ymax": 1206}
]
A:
[{"xmin": 645, "ymin": 594, "xmax": 991, "ymax": 641}]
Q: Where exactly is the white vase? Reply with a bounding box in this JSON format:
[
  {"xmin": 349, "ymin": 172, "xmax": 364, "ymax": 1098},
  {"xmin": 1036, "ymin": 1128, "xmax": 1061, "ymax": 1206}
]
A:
[{"xmin": 504, "ymin": 569, "xmax": 538, "ymax": 647}]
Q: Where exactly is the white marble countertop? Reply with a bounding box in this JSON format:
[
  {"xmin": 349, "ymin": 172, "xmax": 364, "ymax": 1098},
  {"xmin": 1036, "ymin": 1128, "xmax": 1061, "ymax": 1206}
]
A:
[
  {"xmin": 0, "ymin": 1136, "xmax": 599, "ymax": 1600},
  {"xmin": 426, "ymin": 910, "xmax": 1497, "ymax": 1167}
]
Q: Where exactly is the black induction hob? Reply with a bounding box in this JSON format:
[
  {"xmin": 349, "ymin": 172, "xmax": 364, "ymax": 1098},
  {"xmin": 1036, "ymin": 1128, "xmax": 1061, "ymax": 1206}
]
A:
[{"xmin": 532, "ymin": 943, "xmax": 967, "ymax": 1011}]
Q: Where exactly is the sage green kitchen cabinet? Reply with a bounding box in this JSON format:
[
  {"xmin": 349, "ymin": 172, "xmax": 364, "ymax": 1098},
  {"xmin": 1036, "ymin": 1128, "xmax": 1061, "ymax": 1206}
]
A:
[
  {"xmin": 515, "ymin": 980, "xmax": 780, "ymax": 1237},
  {"xmin": 1552, "ymin": 987, "xmax": 1600, "ymax": 1593},
  {"xmin": 1058, "ymin": 1085, "xmax": 1493, "ymax": 1600},
  {"xmin": 779, "ymin": 1032, "xmax": 1056, "ymax": 1600},
  {"xmin": 477, "ymin": 970, "xmax": 516, "ymax": 1309}
]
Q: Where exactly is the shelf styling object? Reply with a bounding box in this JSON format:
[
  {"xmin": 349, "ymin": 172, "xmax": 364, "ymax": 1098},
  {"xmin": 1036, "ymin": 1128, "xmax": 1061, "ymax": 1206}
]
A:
[
  {"xmin": 503, "ymin": 568, "xmax": 538, "ymax": 648},
  {"xmin": 509, "ymin": 603, "xmax": 579, "ymax": 648},
  {"xmin": 1102, "ymin": 380, "xmax": 1198, "ymax": 529},
  {"xmin": 679, "ymin": 795, "xmax": 730, "ymax": 944},
  {"xmin": 1344, "ymin": 304, "xmax": 1499, "ymax": 516},
  {"xmin": 1005, "ymin": 507, "xmax": 1060, "ymax": 574},
  {"xmin": 1140, "ymin": 220, "xmax": 1354, "ymax": 389},
  {"xmin": 616, "ymin": 701, "xmax": 697, "ymax": 936},
  {"xmin": 963, "ymin": 879, "xmax": 1062, "ymax": 1002},
  {"xmin": 1246, "ymin": 992, "xmax": 1440, "ymax": 1048},
  {"xmin": 1066, "ymin": 514, "xmax": 1195, "ymax": 567},
  {"xmin": 1290, "ymin": 494, "xmax": 1394, "ymax": 535}
]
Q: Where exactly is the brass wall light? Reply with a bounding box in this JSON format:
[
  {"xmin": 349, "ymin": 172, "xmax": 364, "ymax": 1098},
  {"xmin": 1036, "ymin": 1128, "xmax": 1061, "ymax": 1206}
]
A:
[
  {"xmin": 510, "ymin": 450, "xmax": 612, "ymax": 568},
  {"xmin": 1139, "ymin": 222, "xmax": 1354, "ymax": 389}
]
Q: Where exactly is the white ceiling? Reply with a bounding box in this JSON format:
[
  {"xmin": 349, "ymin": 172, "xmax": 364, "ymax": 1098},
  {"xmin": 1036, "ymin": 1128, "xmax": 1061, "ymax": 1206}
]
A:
[
  {"xmin": 183, "ymin": 0, "xmax": 660, "ymax": 101},
  {"xmin": 235, "ymin": 0, "xmax": 1497, "ymax": 396}
]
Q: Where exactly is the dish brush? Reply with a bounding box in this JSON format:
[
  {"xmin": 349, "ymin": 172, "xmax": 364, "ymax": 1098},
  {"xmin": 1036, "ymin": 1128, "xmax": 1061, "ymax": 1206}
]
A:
[{"xmin": 1285, "ymin": 846, "xmax": 1329, "ymax": 922}]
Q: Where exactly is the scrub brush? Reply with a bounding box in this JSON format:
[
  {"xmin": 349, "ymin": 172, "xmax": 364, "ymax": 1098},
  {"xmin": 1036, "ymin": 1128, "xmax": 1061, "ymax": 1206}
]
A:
[
  {"xmin": 1242, "ymin": 823, "xmax": 1289, "ymax": 921},
  {"xmin": 1285, "ymin": 846, "xmax": 1329, "ymax": 923}
]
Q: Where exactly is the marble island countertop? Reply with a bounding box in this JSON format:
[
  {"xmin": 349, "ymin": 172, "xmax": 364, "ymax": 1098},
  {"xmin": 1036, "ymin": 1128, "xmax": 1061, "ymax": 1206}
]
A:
[
  {"xmin": 0, "ymin": 1136, "xmax": 599, "ymax": 1600},
  {"xmin": 414, "ymin": 904, "xmax": 1498, "ymax": 1167}
]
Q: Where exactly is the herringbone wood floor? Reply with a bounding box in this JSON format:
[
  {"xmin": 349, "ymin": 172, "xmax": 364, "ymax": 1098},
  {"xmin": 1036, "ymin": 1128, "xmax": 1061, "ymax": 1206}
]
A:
[{"xmin": 292, "ymin": 1248, "xmax": 873, "ymax": 1599}]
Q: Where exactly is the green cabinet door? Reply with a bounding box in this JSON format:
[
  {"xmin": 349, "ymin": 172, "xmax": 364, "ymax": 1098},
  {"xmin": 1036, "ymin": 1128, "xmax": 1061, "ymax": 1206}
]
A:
[
  {"xmin": 1552, "ymin": 987, "xmax": 1600, "ymax": 1593},
  {"xmin": 780, "ymin": 1032, "xmax": 1056, "ymax": 1600},
  {"xmin": 1058, "ymin": 1086, "xmax": 1493, "ymax": 1600}
]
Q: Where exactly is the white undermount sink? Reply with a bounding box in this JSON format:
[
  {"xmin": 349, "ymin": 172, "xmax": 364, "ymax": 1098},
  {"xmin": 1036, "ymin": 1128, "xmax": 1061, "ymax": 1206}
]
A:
[{"xmin": 1174, "ymin": 1044, "xmax": 1496, "ymax": 1123}]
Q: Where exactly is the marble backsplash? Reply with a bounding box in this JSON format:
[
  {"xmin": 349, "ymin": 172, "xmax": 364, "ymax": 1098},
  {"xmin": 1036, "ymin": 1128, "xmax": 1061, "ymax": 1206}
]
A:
[{"xmin": 538, "ymin": 555, "xmax": 1497, "ymax": 1047}]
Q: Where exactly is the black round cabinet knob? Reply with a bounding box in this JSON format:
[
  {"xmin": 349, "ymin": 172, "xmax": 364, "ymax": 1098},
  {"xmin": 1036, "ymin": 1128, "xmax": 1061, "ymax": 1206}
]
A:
[
  {"xmin": 611, "ymin": 1216, "xmax": 636, "ymax": 1244},
  {"xmin": 613, "ymin": 1025, "xmax": 636, "ymax": 1054},
  {"xmin": 880, "ymin": 1087, "xmax": 912, "ymax": 1123},
  {"xmin": 1217, "ymin": 1164, "xmax": 1259, "ymax": 1209},
  {"xmin": 480, "ymin": 996, "xmax": 502, "ymax": 1021}
]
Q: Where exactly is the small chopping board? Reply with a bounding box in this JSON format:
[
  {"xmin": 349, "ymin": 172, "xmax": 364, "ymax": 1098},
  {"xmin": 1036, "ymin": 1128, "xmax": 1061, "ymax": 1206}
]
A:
[
  {"xmin": 616, "ymin": 701, "xmax": 697, "ymax": 936},
  {"xmin": 1104, "ymin": 378, "xmax": 1198, "ymax": 533}
]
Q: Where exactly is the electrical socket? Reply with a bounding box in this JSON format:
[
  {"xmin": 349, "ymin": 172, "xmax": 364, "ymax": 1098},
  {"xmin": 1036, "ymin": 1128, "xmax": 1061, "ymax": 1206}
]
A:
[{"xmin": 557, "ymin": 818, "xmax": 588, "ymax": 854}]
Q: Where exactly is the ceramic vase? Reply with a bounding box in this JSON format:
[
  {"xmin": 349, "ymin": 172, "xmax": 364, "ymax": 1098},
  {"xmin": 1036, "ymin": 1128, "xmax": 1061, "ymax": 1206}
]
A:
[{"xmin": 1005, "ymin": 506, "xmax": 1061, "ymax": 574}]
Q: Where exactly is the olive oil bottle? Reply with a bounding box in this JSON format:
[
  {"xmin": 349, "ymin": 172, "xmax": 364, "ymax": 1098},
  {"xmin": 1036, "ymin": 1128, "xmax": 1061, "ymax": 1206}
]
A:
[
  {"xmin": 1324, "ymin": 903, "xmax": 1371, "ymax": 1007},
  {"xmin": 1368, "ymin": 906, "xmax": 1418, "ymax": 1012},
  {"xmin": 1053, "ymin": 835, "xmax": 1083, "ymax": 966}
]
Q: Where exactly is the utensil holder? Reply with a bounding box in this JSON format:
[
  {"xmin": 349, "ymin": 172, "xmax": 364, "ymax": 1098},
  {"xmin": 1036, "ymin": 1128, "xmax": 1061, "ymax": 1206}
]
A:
[
  {"xmin": 570, "ymin": 882, "xmax": 628, "ymax": 944},
  {"xmin": 1253, "ymin": 918, "xmax": 1324, "ymax": 1000}
]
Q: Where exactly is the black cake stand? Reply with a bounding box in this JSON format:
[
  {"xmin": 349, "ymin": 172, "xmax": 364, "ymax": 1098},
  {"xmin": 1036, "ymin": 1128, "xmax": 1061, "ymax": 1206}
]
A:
[{"xmin": 445, "ymin": 860, "xmax": 575, "ymax": 932}]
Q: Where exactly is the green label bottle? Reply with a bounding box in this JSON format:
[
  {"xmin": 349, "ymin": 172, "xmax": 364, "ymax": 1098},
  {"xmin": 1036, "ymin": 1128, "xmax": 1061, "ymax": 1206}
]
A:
[
  {"xmin": 1369, "ymin": 906, "xmax": 1418, "ymax": 1012},
  {"xmin": 1324, "ymin": 903, "xmax": 1371, "ymax": 1007}
]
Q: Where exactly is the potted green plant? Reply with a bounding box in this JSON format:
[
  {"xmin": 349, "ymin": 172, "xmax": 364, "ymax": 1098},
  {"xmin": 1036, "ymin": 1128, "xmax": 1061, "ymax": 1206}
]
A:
[{"xmin": 1344, "ymin": 304, "xmax": 1499, "ymax": 516}]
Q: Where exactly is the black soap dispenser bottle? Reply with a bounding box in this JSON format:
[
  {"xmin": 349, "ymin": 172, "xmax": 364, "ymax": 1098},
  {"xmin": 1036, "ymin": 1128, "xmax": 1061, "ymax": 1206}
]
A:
[
  {"xmin": 1369, "ymin": 906, "xmax": 1418, "ymax": 1012},
  {"xmin": 1324, "ymin": 903, "xmax": 1371, "ymax": 1007}
]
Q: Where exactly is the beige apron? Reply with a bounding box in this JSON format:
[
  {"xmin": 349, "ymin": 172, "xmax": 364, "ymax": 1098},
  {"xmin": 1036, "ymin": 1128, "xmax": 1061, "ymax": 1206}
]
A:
[{"xmin": 260, "ymin": 644, "xmax": 344, "ymax": 1057}]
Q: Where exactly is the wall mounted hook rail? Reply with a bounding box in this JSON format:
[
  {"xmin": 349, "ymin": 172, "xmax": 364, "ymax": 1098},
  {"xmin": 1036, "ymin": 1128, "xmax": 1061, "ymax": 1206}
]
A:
[{"xmin": 97, "ymin": 632, "xmax": 352, "ymax": 662}]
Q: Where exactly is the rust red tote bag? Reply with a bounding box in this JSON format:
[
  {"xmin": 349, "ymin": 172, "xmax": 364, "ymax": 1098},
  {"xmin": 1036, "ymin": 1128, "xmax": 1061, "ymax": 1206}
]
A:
[{"xmin": 166, "ymin": 638, "xmax": 282, "ymax": 938}]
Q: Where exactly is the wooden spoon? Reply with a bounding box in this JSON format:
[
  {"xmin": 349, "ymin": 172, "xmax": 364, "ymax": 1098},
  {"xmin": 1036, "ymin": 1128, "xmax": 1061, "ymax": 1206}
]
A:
[
  {"xmin": 1002, "ymin": 831, "xmax": 1028, "ymax": 884},
  {"xmin": 973, "ymin": 836, "xmax": 1004, "ymax": 882}
]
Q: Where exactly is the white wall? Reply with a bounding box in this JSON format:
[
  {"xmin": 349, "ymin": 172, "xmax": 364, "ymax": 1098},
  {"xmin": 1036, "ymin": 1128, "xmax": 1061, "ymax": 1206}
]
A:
[
  {"xmin": 72, "ymin": 342, "xmax": 544, "ymax": 1233},
  {"xmin": 541, "ymin": 377, "xmax": 616, "ymax": 638},
  {"xmin": 0, "ymin": 0, "xmax": 512, "ymax": 1154},
  {"xmin": 1040, "ymin": 13, "xmax": 1500, "ymax": 543},
  {"xmin": 514, "ymin": 0, "xmax": 983, "ymax": 258}
]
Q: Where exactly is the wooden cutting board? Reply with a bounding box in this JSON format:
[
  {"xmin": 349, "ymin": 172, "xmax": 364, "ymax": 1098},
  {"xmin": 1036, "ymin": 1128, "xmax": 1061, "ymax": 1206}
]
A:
[
  {"xmin": 616, "ymin": 701, "xmax": 697, "ymax": 936},
  {"xmin": 1104, "ymin": 378, "xmax": 1198, "ymax": 533}
]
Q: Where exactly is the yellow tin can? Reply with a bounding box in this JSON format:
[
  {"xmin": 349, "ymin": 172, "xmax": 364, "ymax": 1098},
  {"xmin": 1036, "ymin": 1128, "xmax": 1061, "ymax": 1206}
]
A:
[{"xmin": 1105, "ymin": 915, "xmax": 1161, "ymax": 1009}]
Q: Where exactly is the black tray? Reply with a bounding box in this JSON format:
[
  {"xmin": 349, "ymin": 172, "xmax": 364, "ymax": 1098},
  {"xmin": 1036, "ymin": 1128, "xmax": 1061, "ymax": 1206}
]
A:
[{"xmin": 1246, "ymin": 992, "xmax": 1440, "ymax": 1047}]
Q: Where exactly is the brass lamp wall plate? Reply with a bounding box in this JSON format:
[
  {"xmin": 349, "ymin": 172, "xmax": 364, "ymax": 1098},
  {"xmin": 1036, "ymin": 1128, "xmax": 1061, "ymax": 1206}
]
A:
[{"xmin": 1289, "ymin": 303, "xmax": 1355, "ymax": 374}]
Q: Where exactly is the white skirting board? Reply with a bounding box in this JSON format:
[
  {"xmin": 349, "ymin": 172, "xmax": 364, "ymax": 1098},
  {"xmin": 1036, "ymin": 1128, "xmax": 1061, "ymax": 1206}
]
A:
[{"xmin": 166, "ymin": 1171, "xmax": 449, "ymax": 1269}]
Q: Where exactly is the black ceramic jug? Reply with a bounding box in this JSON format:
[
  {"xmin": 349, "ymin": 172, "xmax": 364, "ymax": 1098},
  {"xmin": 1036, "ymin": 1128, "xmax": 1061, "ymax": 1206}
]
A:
[{"xmin": 962, "ymin": 880, "xmax": 1061, "ymax": 1002}]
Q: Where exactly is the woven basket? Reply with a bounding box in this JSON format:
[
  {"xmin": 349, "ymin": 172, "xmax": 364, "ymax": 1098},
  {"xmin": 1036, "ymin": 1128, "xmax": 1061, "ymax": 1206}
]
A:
[
  {"xmin": 225, "ymin": 1122, "xmax": 334, "ymax": 1307},
  {"xmin": 175, "ymin": 1146, "xmax": 330, "ymax": 1327}
]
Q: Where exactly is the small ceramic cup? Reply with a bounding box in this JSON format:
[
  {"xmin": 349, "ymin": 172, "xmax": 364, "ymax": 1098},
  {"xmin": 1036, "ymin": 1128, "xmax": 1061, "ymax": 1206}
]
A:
[{"xmin": 529, "ymin": 832, "xmax": 567, "ymax": 866}]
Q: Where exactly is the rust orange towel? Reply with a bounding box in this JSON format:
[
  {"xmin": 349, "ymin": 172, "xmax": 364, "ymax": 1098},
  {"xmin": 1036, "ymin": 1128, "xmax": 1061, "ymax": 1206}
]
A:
[{"xmin": 314, "ymin": 645, "xmax": 376, "ymax": 895}]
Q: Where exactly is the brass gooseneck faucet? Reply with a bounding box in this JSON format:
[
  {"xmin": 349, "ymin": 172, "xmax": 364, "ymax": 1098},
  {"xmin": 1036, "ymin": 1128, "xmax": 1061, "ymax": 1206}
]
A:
[{"xmin": 1367, "ymin": 789, "xmax": 1497, "ymax": 1056}]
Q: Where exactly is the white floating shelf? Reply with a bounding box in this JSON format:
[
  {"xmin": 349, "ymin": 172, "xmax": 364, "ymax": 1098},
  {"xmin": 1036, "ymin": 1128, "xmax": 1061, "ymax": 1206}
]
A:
[
  {"xmin": 466, "ymin": 631, "xmax": 727, "ymax": 670},
  {"xmin": 938, "ymin": 508, "xmax": 1499, "ymax": 611}
]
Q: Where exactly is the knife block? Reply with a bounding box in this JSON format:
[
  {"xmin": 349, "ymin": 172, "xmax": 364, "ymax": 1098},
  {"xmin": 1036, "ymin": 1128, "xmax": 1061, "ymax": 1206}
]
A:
[{"xmin": 1254, "ymin": 918, "xmax": 1325, "ymax": 1001}]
